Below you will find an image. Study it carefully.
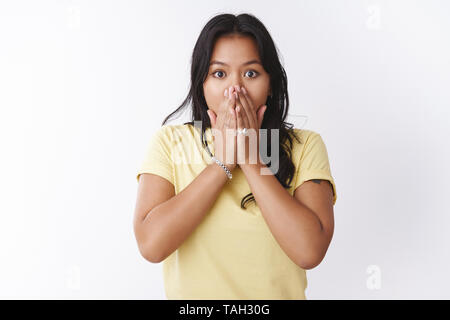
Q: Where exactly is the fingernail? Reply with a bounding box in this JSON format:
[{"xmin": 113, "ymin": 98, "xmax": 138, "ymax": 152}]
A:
[
  {"xmin": 224, "ymin": 89, "xmax": 227, "ymax": 97},
  {"xmin": 241, "ymin": 87, "xmax": 247, "ymax": 94},
  {"xmin": 234, "ymin": 92, "xmax": 238, "ymax": 99},
  {"xmin": 236, "ymin": 106, "xmax": 240, "ymax": 112},
  {"xmin": 235, "ymin": 85, "xmax": 240, "ymax": 92}
]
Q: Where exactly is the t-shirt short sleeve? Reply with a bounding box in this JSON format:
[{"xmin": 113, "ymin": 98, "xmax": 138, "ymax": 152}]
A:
[
  {"xmin": 293, "ymin": 131, "xmax": 337, "ymax": 205},
  {"xmin": 136, "ymin": 126, "xmax": 174, "ymax": 185}
]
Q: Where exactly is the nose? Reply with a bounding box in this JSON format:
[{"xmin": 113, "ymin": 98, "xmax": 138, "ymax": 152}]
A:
[{"xmin": 227, "ymin": 72, "xmax": 244, "ymax": 92}]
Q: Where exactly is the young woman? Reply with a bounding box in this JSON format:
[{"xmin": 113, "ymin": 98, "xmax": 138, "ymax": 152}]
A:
[{"xmin": 133, "ymin": 13, "xmax": 337, "ymax": 300}]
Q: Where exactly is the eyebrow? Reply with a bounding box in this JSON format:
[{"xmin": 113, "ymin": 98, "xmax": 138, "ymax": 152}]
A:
[{"xmin": 209, "ymin": 59, "xmax": 262, "ymax": 67}]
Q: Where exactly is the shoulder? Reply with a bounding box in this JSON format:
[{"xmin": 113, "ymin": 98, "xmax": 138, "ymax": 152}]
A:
[
  {"xmin": 150, "ymin": 123, "xmax": 202, "ymax": 152},
  {"xmin": 290, "ymin": 128, "xmax": 319, "ymax": 141},
  {"xmin": 288, "ymin": 128, "xmax": 322, "ymax": 149},
  {"xmin": 153, "ymin": 123, "xmax": 194, "ymax": 140},
  {"xmin": 287, "ymin": 128, "xmax": 331, "ymax": 162}
]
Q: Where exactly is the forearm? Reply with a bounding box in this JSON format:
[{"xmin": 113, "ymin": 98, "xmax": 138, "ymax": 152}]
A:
[
  {"xmin": 142, "ymin": 163, "xmax": 229, "ymax": 262},
  {"xmin": 241, "ymin": 163, "xmax": 325, "ymax": 269}
]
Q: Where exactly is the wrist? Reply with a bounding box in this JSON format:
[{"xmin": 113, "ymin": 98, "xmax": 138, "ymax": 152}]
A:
[
  {"xmin": 239, "ymin": 161, "xmax": 265, "ymax": 173},
  {"xmin": 213, "ymin": 155, "xmax": 236, "ymax": 171},
  {"xmin": 211, "ymin": 156, "xmax": 234, "ymax": 179}
]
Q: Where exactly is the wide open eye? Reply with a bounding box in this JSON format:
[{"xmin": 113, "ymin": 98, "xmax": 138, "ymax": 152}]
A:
[
  {"xmin": 245, "ymin": 69, "xmax": 259, "ymax": 78},
  {"xmin": 211, "ymin": 70, "xmax": 225, "ymax": 78}
]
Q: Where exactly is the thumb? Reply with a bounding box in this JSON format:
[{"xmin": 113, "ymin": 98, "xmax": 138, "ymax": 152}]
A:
[
  {"xmin": 257, "ymin": 105, "xmax": 267, "ymax": 128},
  {"xmin": 207, "ymin": 109, "xmax": 217, "ymax": 127}
]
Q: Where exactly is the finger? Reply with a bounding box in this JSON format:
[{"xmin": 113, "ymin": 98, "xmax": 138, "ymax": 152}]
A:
[
  {"xmin": 257, "ymin": 105, "xmax": 267, "ymax": 128},
  {"xmin": 229, "ymin": 106, "xmax": 237, "ymax": 132},
  {"xmin": 236, "ymin": 86, "xmax": 251, "ymax": 128},
  {"xmin": 219, "ymin": 87, "xmax": 236, "ymax": 131},
  {"xmin": 236, "ymin": 103, "xmax": 243, "ymax": 131},
  {"xmin": 223, "ymin": 103, "xmax": 232, "ymax": 127},
  {"xmin": 224, "ymin": 86, "xmax": 234, "ymax": 100},
  {"xmin": 223, "ymin": 105, "xmax": 236, "ymax": 163},
  {"xmin": 235, "ymin": 99, "xmax": 247, "ymax": 166},
  {"xmin": 238, "ymin": 87, "xmax": 257, "ymax": 127},
  {"xmin": 224, "ymin": 111, "xmax": 230, "ymax": 139},
  {"xmin": 229, "ymin": 104, "xmax": 236, "ymax": 119},
  {"xmin": 207, "ymin": 109, "xmax": 217, "ymax": 127},
  {"xmin": 225, "ymin": 96, "xmax": 237, "ymax": 129},
  {"xmin": 236, "ymin": 93, "xmax": 250, "ymax": 130},
  {"xmin": 225, "ymin": 86, "xmax": 237, "ymax": 110}
]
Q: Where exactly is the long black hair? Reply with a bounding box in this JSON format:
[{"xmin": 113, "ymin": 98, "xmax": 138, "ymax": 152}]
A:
[{"xmin": 162, "ymin": 13, "xmax": 302, "ymax": 209}]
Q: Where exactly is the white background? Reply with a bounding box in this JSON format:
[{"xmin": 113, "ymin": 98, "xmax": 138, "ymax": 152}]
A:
[{"xmin": 1, "ymin": 0, "xmax": 449, "ymax": 299}]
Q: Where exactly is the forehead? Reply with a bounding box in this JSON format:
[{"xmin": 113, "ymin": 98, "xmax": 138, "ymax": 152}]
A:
[{"xmin": 210, "ymin": 35, "xmax": 260, "ymax": 63}]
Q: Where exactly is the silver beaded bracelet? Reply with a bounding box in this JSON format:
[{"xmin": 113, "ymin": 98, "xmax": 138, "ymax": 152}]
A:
[{"xmin": 211, "ymin": 156, "xmax": 233, "ymax": 179}]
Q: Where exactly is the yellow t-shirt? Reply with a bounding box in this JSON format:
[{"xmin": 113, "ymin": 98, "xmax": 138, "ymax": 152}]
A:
[{"xmin": 136, "ymin": 123, "xmax": 337, "ymax": 300}]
